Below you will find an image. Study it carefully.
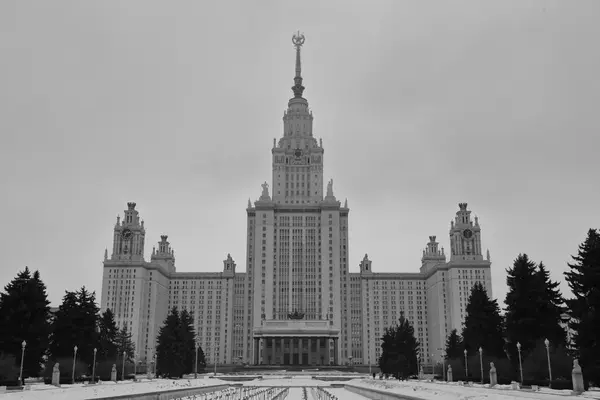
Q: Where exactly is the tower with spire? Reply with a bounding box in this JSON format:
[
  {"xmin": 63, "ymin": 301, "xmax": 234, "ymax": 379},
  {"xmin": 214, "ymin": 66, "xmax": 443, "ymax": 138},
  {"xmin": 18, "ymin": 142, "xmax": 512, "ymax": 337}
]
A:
[
  {"xmin": 244, "ymin": 32, "xmax": 352, "ymax": 366},
  {"xmin": 271, "ymin": 31, "xmax": 325, "ymax": 205}
]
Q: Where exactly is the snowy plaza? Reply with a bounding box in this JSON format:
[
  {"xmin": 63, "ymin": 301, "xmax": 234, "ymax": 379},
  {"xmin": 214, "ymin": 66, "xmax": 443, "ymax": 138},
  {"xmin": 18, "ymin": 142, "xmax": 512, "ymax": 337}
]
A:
[{"xmin": 1, "ymin": 372, "xmax": 599, "ymax": 400}]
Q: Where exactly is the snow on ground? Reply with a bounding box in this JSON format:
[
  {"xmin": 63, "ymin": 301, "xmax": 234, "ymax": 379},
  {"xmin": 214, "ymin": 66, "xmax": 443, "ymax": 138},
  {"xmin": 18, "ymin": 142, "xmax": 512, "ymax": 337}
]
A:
[
  {"xmin": 347, "ymin": 378, "xmax": 600, "ymax": 400},
  {"xmin": 0, "ymin": 378, "xmax": 230, "ymax": 400},
  {"xmin": 282, "ymin": 388, "xmax": 304, "ymax": 400},
  {"xmin": 243, "ymin": 377, "xmax": 331, "ymax": 387},
  {"xmin": 327, "ymin": 387, "xmax": 370, "ymax": 400}
]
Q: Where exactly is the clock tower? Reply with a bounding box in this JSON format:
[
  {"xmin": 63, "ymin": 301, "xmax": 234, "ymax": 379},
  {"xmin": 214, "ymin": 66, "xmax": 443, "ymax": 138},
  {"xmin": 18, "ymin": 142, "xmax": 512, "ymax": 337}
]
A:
[
  {"xmin": 449, "ymin": 203, "xmax": 483, "ymax": 262},
  {"xmin": 111, "ymin": 202, "xmax": 146, "ymax": 261}
]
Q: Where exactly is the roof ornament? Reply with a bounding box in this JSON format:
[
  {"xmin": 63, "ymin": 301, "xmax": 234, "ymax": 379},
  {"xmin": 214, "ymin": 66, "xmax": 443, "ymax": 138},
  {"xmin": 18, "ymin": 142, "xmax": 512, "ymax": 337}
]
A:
[{"xmin": 291, "ymin": 31, "xmax": 306, "ymax": 98}]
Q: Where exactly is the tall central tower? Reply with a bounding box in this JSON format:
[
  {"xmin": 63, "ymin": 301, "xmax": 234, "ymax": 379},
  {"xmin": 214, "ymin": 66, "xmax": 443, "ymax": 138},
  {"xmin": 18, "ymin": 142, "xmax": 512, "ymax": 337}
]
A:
[
  {"xmin": 245, "ymin": 33, "xmax": 351, "ymax": 366},
  {"xmin": 271, "ymin": 33, "xmax": 324, "ymax": 205}
]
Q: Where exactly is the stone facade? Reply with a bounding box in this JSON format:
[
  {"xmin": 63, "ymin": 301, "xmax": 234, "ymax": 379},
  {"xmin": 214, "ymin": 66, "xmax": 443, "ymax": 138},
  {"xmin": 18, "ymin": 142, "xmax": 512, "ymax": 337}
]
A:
[{"xmin": 100, "ymin": 36, "xmax": 493, "ymax": 366}]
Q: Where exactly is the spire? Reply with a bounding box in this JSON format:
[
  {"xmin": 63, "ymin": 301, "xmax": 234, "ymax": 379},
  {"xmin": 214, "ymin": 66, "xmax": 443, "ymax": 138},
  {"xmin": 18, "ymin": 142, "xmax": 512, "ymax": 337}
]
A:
[{"xmin": 291, "ymin": 31, "xmax": 306, "ymax": 98}]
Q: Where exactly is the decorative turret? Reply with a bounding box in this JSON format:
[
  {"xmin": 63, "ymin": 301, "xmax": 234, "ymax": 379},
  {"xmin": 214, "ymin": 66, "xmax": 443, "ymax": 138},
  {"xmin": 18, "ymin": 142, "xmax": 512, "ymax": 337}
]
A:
[
  {"xmin": 223, "ymin": 253, "xmax": 236, "ymax": 277},
  {"xmin": 359, "ymin": 254, "xmax": 373, "ymax": 274},
  {"xmin": 420, "ymin": 236, "xmax": 446, "ymax": 273},
  {"xmin": 151, "ymin": 235, "xmax": 175, "ymax": 272}
]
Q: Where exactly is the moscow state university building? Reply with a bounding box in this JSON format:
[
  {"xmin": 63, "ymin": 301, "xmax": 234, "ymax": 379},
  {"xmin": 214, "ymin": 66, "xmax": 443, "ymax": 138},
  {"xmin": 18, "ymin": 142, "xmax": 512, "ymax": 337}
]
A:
[{"xmin": 100, "ymin": 36, "xmax": 493, "ymax": 368}]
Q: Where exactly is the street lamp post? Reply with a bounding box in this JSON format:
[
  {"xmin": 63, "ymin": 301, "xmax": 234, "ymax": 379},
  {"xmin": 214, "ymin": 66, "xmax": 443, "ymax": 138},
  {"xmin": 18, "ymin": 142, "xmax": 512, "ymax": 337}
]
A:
[
  {"xmin": 516, "ymin": 342, "xmax": 523, "ymax": 384},
  {"xmin": 441, "ymin": 351, "xmax": 446, "ymax": 382},
  {"xmin": 153, "ymin": 353, "xmax": 157, "ymax": 378},
  {"xmin": 195, "ymin": 341, "xmax": 199, "ymax": 379},
  {"xmin": 478, "ymin": 347, "xmax": 483, "ymax": 384},
  {"xmin": 18, "ymin": 340, "xmax": 26, "ymax": 385},
  {"xmin": 464, "ymin": 349, "xmax": 468, "ymax": 379},
  {"xmin": 544, "ymin": 338, "xmax": 552, "ymax": 388},
  {"xmin": 72, "ymin": 345, "xmax": 78, "ymax": 384},
  {"xmin": 122, "ymin": 351, "xmax": 126, "ymax": 381},
  {"xmin": 92, "ymin": 348, "xmax": 97, "ymax": 384},
  {"xmin": 212, "ymin": 341, "xmax": 217, "ymax": 376}
]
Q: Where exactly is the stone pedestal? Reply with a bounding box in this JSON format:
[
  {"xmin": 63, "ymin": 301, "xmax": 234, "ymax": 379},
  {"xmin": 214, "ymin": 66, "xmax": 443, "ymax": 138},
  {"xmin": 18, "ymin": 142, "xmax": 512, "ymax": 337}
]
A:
[
  {"xmin": 51, "ymin": 363, "xmax": 60, "ymax": 387},
  {"xmin": 447, "ymin": 365, "xmax": 453, "ymax": 382},
  {"xmin": 489, "ymin": 362, "xmax": 497, "ymax": 387},
  {"xmin": 572, "ymin": 359, "xmax": 585, "ymax": 395},
  {"xmin": 111, "ymin": 364, "xmax": 117, "ymax": 382}
]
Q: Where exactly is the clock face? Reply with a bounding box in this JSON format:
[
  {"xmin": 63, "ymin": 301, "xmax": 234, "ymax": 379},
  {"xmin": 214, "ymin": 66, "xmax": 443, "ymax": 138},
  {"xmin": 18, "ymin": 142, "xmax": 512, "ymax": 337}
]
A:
[
  {"xmin": 294, "ymin": 149, "xmax": 302, "ymax": 158},
  {"xmin": 463, "ymin": 229, "xmax": 473, "ymax": 239},
  {"xmin": 121, "ymin": 229, "xmax": 132, "ymax": 240}
]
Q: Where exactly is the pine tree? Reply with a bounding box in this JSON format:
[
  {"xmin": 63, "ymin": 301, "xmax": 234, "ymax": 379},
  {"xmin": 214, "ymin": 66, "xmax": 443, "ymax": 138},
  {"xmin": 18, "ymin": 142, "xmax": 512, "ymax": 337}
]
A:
[
  {"xmin": 564, "ymin": 228, "xmax": 600, "ymax": 386},
  {"xmin": 535, "ymin": 262, "xmax": 566, "ymax": 347},
  {"xmin": 178, "ymin": 309, "xmax": 196, "ymax": 374},
  {"xmin": 378, "ymin": 312, "xmax": 419, "ymax": 379},
  {"xmin": 0, "ymin": 267, "xmax": 51, "ymax": 378},
  {"xmin": 444, "ymin": 329, "xmax": 463, "ymax": 360},
  {"xmin": 48, "ymin": 287, "xmax": 100, "ymax": 368},
  {"xmin": 462, "ymin": 282, "xmax": 505, "ymax": 359},
  {"xmin": 97, "ymin": 309, "xmax": 118, "ymax": 363},
  {"xmin": 196, "ymin": 345, "xmax": 206, "ymax": 368},
  {"xmin": 504, "ymin": 254, "xmax": 545, "ymax": 358},
  {"xmin": 157, "ymin": 307, "xmax": 196, "ymax": 378},
  {"xmin": 115, "ymin": 325, "xmax": 135, "ymax": 362},
  {"xmin": 504, "ymin": 254, "xmax": 567, "ymax": 363}
]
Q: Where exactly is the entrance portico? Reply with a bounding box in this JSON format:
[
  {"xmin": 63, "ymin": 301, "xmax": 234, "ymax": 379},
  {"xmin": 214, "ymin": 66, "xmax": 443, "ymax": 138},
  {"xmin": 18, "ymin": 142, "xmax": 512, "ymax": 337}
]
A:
[{"xmin": 253, "ymin": 320, "xmax": 340, "ymax": 366}]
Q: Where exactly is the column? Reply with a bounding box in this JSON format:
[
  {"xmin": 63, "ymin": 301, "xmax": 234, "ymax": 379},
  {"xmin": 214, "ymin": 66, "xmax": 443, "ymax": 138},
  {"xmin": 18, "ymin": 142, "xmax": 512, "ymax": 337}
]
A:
[
  {"xmin": 325, "ymin": 338, "xmax": 331, "ymax": 366},
  {"xmin": 298, "ymin": 338, "xmax": 303, "ymax": 365},
  {"xmin": 316, "ymin": 338, "xmax": 321, "ymax": 365},
  {"xmin": 308, "ymin": 338, "xmax": 313, "ymax": 366},
  {"xmin": 288, "ymin": 338, "xmax": 293, "ymax": 365},
  {"xmin": 333, "ymin": 338, "xmax": 338, "ymax": 365},
  {"xmin": 254, "ymin": 339, "xmax": 259, "ymax": 365},
  {"xmin": 259, "ymin": 338, "xmax": 264, "ymax": 365}
]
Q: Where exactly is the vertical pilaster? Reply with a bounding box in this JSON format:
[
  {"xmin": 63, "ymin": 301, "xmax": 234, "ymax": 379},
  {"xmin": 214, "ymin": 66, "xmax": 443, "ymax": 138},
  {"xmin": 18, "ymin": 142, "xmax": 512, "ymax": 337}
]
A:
[{"xmin": 326, "ymin": 338, "xmax": 331, "ymax": 366}]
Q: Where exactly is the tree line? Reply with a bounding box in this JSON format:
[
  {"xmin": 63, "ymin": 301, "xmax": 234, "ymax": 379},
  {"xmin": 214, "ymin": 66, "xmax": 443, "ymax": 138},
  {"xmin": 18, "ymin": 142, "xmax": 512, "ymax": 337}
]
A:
[
  {"xmin": 0, "ymin": 268, "xmax": 205, "ymax": 384},
  {"xmin": 378, "ymin": 228, "xmax": 600, "ymax": 388}
]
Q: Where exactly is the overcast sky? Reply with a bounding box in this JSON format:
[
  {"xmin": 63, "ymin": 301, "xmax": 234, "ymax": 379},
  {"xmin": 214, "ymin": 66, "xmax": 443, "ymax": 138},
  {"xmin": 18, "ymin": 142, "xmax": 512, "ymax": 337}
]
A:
[{"xmin": 1, "ymin": 1, "xmax": 598, "ymax": 308}]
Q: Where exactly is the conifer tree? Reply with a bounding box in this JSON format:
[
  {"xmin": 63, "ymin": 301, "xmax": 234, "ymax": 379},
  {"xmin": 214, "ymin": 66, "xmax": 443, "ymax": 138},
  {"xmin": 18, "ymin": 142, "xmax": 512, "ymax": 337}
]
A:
[
  {"xmin": 0, "ymin": 267, "xmax": 51, "ymax": 377},
  {"xmin": 378, "ymin": 312, "xmax": 419, "ymax": 379},
  {"xmin": 178, "ymin": 309, "xmax": 196, "ymax": 373},
  {"xmin": 115, "ymin": 325, "xmax": 136, "ymax": 362},
  {"xmin": 462, "ymin": 282, "xmax": 505, "ymax": 359},
  {"xmin": 444, "ymin": 329, "xmax": 463, "ymax": 360},
  {"xmin": 48, "ymin": 287, "xmax": 99, "ymax": 368},
  {"xmin": 504, "ymin": 254, "xmax": 544, "ymax": 357},
  {"xmin": 564, "ymin": 228, "xmax": 600, "ymax": 385},
  {"xmin": 535, "ymin": 262, "xmax": 566, "ymax": 346},
  {"xmin": 156, "ymin": 307, "xmax": 197, "ymax": 378},
  {"xmin": 97, "ymin": 309, "xmax": 118, "ymax": 363},
  {"xmin": 505, "ymin": 254, "xmax": 566, "ymax": 361}
]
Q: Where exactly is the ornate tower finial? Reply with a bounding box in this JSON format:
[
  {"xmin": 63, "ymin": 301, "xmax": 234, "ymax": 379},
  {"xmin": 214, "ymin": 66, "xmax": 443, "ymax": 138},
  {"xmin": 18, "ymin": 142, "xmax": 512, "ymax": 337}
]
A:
[{"xmin": 291, "ymin": 31, "xmax": 306, "ymax": 98}]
